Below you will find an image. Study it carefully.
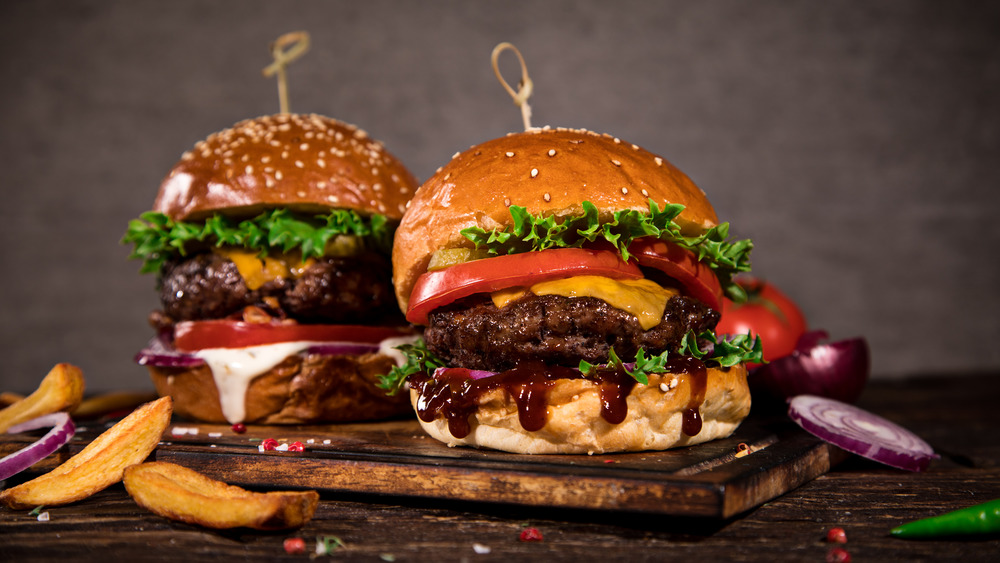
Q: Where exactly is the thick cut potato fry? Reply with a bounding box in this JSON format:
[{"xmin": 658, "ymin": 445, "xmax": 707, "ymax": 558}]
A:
[
  {"xmin": 123, "ymin": 461, "xmax": 319, "ymax": 530},
  {"xmin": 0, "ymin": 363, "xmax": 85, "ymax": 433},
  {"xmin": 0, "ymin": 396, "xmax": 171, "ymax": 509}
]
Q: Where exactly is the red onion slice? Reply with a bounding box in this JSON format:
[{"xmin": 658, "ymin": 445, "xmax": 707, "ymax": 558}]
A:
[
  {"xmin": 304, "ymin": 343, "xmax": 381, "ymax": 356},
  {"xmin": 0, "ymin": 412, "xmax": 76, "ymax": 481},
  {"xmin": 135, "ymin": 338, "xmax": 383, "ymax": 368},
  {"xmin": 752, "ymin": 331, "xmax": 869, "ymax": 403},
  {"xmin": 788, "ymin": 394, "xmax": 938, "ymax": 472},
  {"xmin": 432, "ymin": 367, "xmax": 498, "ymax": 380}
]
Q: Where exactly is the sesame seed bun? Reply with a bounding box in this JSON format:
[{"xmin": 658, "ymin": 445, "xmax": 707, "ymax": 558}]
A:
[
  {"xmin": 392, "ymin": 127, "xmax": 719, "ymax": 311},
  {"xmin": 154, "ymin": 113, "xmax": 417, "ymax": 221}
]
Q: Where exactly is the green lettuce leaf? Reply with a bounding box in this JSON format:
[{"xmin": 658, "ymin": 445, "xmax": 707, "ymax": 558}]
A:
[
  {"xmin": 377, "ymin": 339, "xmax": 447, "ymax": 396},
  {"xmin": 123, "ymin": 208, "xmax": 395, "ymax": 274},
  {"xmin": 461, "ymin": 199, "xmax": 753, "ymax": 302}
]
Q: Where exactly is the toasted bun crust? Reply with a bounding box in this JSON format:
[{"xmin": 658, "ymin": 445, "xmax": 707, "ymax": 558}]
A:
[
  {"xmin": 392, "ymin": 128, "xmax": 719, "ymax": 311},
  {"xmin": 148, "ymin": 351, "xmax": 411, "ymax": 424},
  {"xmin": 410, "ymin": 364, "xmax": 749, "ymax": 454},
  {"xmin": 154, "ymin": 113, "xmax": 418, "ymax": 222}
]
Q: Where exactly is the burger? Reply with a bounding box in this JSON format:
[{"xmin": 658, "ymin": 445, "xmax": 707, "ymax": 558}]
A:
[
  {"xmin": 124, "ymin": 113, "xmax": 420, "ymax": 425},
  {"xmin": 381, "ymin": 127, "xmax": 762, "ymax": 454}
]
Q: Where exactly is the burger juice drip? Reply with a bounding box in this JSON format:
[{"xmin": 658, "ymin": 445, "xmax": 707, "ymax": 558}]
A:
[{"xmin": 411, "ymin": 357, "xmax": 708, "ymax": 439}]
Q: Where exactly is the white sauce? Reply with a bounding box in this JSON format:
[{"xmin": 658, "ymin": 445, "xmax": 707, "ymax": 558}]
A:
[
  {"xmin": 378, "ymin": 334, "xmax": 422, "ymax": 366},
  {"xmin": 194, "ymin": 336, "xmax": 418, "ymax": 424}
]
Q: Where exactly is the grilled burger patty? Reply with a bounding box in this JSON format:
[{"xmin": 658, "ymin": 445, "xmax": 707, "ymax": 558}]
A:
[
  {"xmin": 424, "ymin": 293, "xmax": 719, "ymax": 371},
  {"xmin": 158, "ymin": 252, "xmax": 402, "ymax": 324}
]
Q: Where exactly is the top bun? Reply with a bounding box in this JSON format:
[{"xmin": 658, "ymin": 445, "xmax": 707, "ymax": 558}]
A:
[
  {"xmin": 154, "ymin": 113, "xmax": 418, "ymax": 221},
  {"xmin": 393, "ymin": 127, "xmax": 719, "ymax": 311}
]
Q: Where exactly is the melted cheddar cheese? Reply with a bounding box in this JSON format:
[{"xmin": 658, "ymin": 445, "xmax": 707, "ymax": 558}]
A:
[
  {"xmin": 214, "ymin": 248, "xmax": 315, "ymax": 290},
  {"xmin": 491, "ymin": 275, "xmax": 677, "ymax": 330}
]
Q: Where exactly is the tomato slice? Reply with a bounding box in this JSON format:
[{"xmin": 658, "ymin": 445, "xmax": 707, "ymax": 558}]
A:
[
  {"xmin": 628, "ymin": 239, "xmax": 723, "ymax": 311},
  {"xmin": 405, "ymin": 248, "xmax": 643, "ymax": 325},
  {"xmin": 173, "ymin": 320, "xmax": 413, "ymax": 352}
]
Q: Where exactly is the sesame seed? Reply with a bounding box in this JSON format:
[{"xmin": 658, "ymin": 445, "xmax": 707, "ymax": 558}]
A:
[
  {"xmin": 317, "ymin": 159, "xmax": 325, "ymax": 168},
  {"xmin": 613, "ymin": 137, "xmax": 621, "ymax": 144},
  {"xmin": 641, "ymin": 189, "xmax": 649, "ymax": 196},
  {"xmin": 530, "ymin": 168, "xmax": 539, "ymax": 178},
  {"xmin": 373, "ymin": 183, "xmax": 382, "ymax": 191},
  {"xmin": 297, "ymin": 190, "xmax": 306, "ymax": 197},
  {"xmin": 245, "ymin": 165, "xmax": 254, "ymax": 174},
  {"xmin": 505, "ymin": 151, "xmax": 515, "ymax": 157},
  {"xmin": 504, "ymin": 197, "xmax": 511, "ymax": 206},
  {"xmin": 548, "ymin": 149, "xmax": 557, "ymax": 156},
  {"xmin": 632, "ymin": 144, "xmax": 640, "ymax": 150},
  {"xmin": 275, "ymin": 171, "xmax": 283, "ymax": 180},
  {"xmin": 611, "ymin": 159, "xmax": 622, "ymax": 167},
  {"xmin": 622, "ymin": 187, "xmax": 629, "ymax": 194},
  {"xmin": 266, "ymin": 177, "xmax": 276, "ymax": 188},
  {"xmin": 543, "ymin": 192, "xmax": 551, "ymax": 202},
  {"xmin": 261, "ymin": 155, "xmax": 271, "ymax": 164},
  {"xmin": 654, "ymin": 157, "xmax": 663, "ymax": 166},
  {"xmin": 317, "ymin": 181, "xmax": 327, "ymax": 189},
  {"xmin": 300, "ymin": 143, "xmax": 309, "ymax": 151},
  {"xmin": 295, "ymin": 161, "xmax": 304, "ymax": 168}
]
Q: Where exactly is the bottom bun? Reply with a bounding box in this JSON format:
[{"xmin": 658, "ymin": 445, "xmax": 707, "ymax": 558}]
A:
[
  {"xmin": 149, "ymin": 352, "xmax": 411, "ymax": 424},
  {"xmin": 410, "ymin": 365, "xmax": 750, "ymax": 454}
]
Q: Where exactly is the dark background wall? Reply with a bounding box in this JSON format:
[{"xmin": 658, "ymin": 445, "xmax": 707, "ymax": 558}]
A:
[{"xmin": 1, "ymin": 1, "xmax": 997, "ymax": 393}]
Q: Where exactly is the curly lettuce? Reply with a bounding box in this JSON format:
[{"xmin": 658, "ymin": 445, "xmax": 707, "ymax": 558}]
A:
[
  {"xmin": 460, "ymin": 199, "xmax": 753, "ymax": 302},
  {"xmin": 123, "ymin": 208, "xmax": 394, "ymax": 274}
]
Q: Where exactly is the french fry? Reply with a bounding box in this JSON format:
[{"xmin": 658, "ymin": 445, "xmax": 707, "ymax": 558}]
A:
[
  {"xmin": 0, "ymin": 396, "xmax": 171, "ymax": 510},
  {"xmin": 123, "ymin": 461, "xmax": 319, "ymax": 530},
  {"xmin": 0, "ymin": 363, "xmax": 85, "ymax": 433}
]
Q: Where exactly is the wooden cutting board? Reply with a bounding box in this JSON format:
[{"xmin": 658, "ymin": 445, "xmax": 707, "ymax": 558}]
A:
[{"xmin": 3, "ymin": 414, "xmax": 844, "ymax": 518}]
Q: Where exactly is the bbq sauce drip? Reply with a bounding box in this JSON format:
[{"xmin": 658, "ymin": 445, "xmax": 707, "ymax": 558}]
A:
[
  {"xmin": 679, "ymin": 357, "xmax": 708, "ymax": 436},
  {"xmin": 410, "ymin": 358, "xmax": 708, "ymax": 439}
]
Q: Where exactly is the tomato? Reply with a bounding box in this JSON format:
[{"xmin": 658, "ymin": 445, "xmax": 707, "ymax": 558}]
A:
[
  {"xmin": 173, "ymin": 320, "xmax": 413, "ymax": 352},
  {"xmin": 406, "ymin": 247, "xmax": 643, "ymax": 325},
  {"xmin": 629, "ymin": 239, "xmax": 723, "ymax": 311},
  {"xmin": 715, "ymin": 277, "xmax": 807, "ymax": 365}
]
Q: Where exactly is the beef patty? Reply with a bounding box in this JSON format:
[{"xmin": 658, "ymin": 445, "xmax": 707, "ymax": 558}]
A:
[
  {"xmin": 157, "ymin": 251, "xmax": 401, "ymax": 325},
  {"xmin": 424, "ymin": 293, "xmax": 719, "ymax": 371}
]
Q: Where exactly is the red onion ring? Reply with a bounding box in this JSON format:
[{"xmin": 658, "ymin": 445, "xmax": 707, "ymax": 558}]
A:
[
  {"xmin": 0, "ymin": 412, "xmax": 75, "ymax": 481},
  {"xmin": 788, "ymin": 394, "xmax": 938, "ymax": 472}
]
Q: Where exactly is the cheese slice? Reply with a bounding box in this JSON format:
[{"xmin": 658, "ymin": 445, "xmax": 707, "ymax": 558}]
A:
[
  {"xmin": 215, "ymin": 248, "xmax": 315, "ymax": 290},
  {"xmin": 491, "ymin": 275, "xmax": 678, "ymax": 330}
]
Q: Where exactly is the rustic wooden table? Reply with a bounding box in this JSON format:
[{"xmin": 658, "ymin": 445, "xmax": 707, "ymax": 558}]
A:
[{"xmin": 1, "ymin": 374, "xmax": 998, "ymax": 561}]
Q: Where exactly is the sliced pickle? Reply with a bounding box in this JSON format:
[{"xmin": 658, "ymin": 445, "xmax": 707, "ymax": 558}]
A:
[{"xmin": 427, "ymin": 247, "xmax": 491, "ymax": 271}]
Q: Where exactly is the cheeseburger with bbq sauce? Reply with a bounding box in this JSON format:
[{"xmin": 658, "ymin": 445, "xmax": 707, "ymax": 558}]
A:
[
  {"xmin": 125, "ymin": 113, "xmax": 420, "ymax": 425},
  {"xmin": 381, "ymin": 127, "xmax": 761, "ymax": 454}
]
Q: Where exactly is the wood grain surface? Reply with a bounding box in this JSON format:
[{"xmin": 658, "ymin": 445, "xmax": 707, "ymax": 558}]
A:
[{"xmin": 1, "ymin": 375, "xmax": 998, "ymax": 562}]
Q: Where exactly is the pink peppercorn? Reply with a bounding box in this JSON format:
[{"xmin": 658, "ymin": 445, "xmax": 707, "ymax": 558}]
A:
[
  {"xmin": 288, "ymin": 441, "xmax": 305, "ymax": 452},
  {"xmin": 260, "ymin": 438, "xmax": 279, "ymax": 451},
  {"xmin": 283, "ymin": 537, "xmax": 306, "ymax": 554},
  {"xmin": 826, "ymin": 547, "xmax": 850, "ymax": 563},
  {"xmin": 231, "ymin": 423, "xmax": 247, "ymax": 434},
  {"xmin": 519, "ymin": 527, "xmax": 544, "ymax": 542}
]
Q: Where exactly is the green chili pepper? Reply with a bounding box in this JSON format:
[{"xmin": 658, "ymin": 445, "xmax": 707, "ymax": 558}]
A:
[{"xmin": 890, "ymin": 498, "xmax": 1000, "ymax": 539}]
